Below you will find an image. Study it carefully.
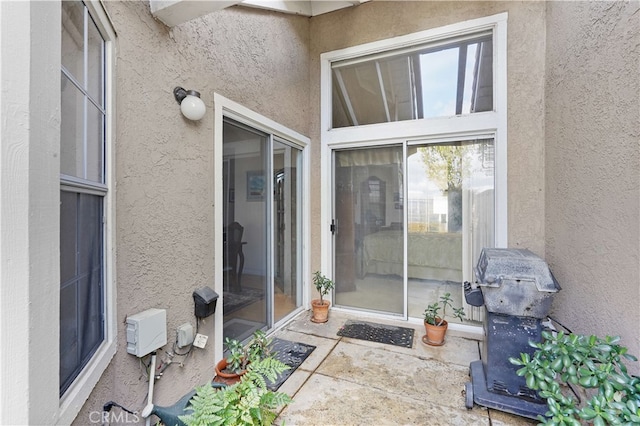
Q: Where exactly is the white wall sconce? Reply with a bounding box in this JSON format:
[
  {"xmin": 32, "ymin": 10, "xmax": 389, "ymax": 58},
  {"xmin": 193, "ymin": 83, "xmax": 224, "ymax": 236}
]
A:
[{"xmin": 173, "ymin": 87, "xmax": 206, "ymax": 121}]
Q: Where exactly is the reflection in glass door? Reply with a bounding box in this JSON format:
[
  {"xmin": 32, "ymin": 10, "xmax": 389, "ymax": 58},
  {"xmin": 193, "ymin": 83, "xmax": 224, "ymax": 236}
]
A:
[
  {"xmin": 272, "ymin": 139, "xmax": 302, "ymax": 323},
  {"xmin": 332, "ymin": 140, "xmax": 494, "ymax": 322},
  {"xmin": 222, "ymin": 119, "xmax": 303, "ymax": 344},
  {"xmin": 406, "ymin": 139, "xmax": 495, "ymax": 323},
  {"xmin": 333, "ymin": 146, "xmax": 404, "ymax": 315},
  {"xmin": 222, "ymin": 120, "xmax": 269, "ymax": 343}
]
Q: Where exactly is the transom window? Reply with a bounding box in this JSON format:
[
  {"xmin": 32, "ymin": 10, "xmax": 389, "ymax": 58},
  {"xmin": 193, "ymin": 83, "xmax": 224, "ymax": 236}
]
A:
[{"xmin": 332, "ymin": 33, "xmax": 493, "ymax": 128}]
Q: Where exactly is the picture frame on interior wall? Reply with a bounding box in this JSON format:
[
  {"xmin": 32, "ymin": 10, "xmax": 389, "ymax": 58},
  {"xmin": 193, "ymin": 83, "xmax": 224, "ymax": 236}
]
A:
[{"xmin": 247, "ymin": 171, "xmax": 265, "ymax": 201}]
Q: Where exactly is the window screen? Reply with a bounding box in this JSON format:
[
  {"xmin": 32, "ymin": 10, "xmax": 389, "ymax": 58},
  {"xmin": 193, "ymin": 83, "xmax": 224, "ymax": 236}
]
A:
[{"xmin": 60, "ymin": 192, "xmax": 104, "ymax": 394}]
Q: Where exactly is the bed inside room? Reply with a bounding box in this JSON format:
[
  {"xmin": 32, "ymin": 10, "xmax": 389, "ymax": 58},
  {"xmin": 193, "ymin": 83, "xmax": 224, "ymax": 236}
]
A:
[{"xmin": 359, "ymin": 229, "xmax": 463, "ymax": 282}]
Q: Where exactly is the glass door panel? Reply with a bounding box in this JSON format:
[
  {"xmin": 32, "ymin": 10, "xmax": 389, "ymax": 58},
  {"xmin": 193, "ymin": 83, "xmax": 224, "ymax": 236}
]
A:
[
  {"xmin": 333, "ymin": 146, "xmax": 404, "ymax": 315},
  {"xmin": 406, "ymin": 139, "xmax": 494, "ymax": 323},
  {"xmin": 273, "ymin": 139, "xmax": 302, "ymax": 322},
  {"xmin": 222, "ymin": 119, "xmax": 269, "ymax": 343}
]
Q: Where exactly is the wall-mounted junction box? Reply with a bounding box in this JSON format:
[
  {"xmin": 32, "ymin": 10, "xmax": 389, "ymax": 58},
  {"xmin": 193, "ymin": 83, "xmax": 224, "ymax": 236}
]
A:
[
  {"xmin": 176, "ymin": 322, "xmax": 194, "ymax": 348},
  {"xmin": 126, "ymin": 308, "xmax": 167, "ymax": 357}
]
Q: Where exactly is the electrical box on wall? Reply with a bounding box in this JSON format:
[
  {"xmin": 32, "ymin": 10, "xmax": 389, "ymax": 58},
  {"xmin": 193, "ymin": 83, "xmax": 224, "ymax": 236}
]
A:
[
  {"xmin": 176, "ymin": 322, "xmax": 194, "ymax": 348},
  {"xmin": 126, "ymin": 308, "xmax": 167, "ymax": 357},
  {"xmin": 193, "ymin": 286, "xmax": 218, "ymax": 318}
]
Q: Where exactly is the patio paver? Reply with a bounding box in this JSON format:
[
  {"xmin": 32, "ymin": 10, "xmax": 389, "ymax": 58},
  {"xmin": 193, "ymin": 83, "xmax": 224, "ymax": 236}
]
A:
[{"xmin": 273, "ymin": 311, "xmax": 537, "ymax": 425}]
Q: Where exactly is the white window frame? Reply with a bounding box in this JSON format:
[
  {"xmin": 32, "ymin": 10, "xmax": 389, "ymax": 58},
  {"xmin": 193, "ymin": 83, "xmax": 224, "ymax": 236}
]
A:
[
  {"xmin": 213, "ymin": 94, "xmax": 310, "ymax": 363},
  {"xmin": 58, "ymin": 2, "xmax": 117, "ymax": 423},
  {"xmin": 319, "ymin": 13, "xmax": 508, "ymax": 312}
]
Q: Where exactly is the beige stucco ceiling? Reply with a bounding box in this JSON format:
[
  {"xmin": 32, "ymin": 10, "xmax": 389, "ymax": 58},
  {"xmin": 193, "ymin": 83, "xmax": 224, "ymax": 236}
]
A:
[{"xmin": 150, "ymin": 0, "xmax": 370, "ymax": 27}]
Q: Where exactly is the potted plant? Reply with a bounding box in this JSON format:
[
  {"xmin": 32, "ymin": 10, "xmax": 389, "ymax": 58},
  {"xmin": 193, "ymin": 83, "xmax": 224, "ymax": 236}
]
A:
[
  {"xmin": 422, "ymin": 292, "xmax": 465, "ymax": 346},
  {"xmin": 311, "ymin": 271, "xmax": 335, "ymax": 323},
  {"xmin": 215, "ymin": 330, "xmax": 271, "ymax": 384},
  {"xmin": 181, "ymin": 354, "xmax": 292, "ymax": 426},
  {"xmin": 509, "ymin": 330, "xmax": 640, "ymax": 425}
]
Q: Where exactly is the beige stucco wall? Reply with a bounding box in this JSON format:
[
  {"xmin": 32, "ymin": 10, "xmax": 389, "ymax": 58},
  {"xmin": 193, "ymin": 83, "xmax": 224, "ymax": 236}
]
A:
[
  {"xmin": 545, "ymin": 1, "xmax": 640, "ymax": 373},
  {"xmin": 78, "ymin": 2, "xmax": 554, "ymax": 420},
  {"xmin": 308, "ymin": 1, "xmax": 548, "ymax": 273},
  {"xmin": 73, "ymin": 3, "xmax": 309, "ymax": 423},
  {"xmin": 68, "ymin": 1, "xmax": 640, "ymax": 422}
]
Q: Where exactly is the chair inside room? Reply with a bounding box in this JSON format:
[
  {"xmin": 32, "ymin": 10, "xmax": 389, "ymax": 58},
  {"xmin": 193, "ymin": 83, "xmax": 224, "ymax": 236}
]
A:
[{"xmin": 223, "ymin": 221, "xmax": 245, "ymax": 293}]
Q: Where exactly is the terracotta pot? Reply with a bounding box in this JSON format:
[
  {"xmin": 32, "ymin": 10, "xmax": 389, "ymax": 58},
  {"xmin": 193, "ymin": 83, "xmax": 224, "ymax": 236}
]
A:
[
  {"xmin": 214, "ymin": 358, "xmax": 245, "ymax": 384},
  {"xmin": 423, "ymin": 318, "xmax": 448, "ymax": 346},
  {"xmin": 311, "ymin": 299, "xmax": 331, "ymax": 323}
]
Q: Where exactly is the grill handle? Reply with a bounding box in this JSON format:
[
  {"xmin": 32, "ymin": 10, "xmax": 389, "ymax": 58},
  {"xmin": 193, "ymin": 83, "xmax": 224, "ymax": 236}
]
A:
[{"xmin": 464, "ymin": 281, "xmax": 485, "ymax": 307}]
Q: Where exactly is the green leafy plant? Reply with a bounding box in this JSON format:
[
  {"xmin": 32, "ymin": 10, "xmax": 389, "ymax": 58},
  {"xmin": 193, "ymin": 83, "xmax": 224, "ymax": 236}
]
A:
[
  {"xmin": 224, "ymin": 330, "xmax": 272, "ymax": 375},
  {"xmin": 180, "ymin": 356, "xmax": 292, "ymax": 426},
  {"xmin": 312, "ymin": 271, "xmax": 335, "ymax": 305},
  {"xmin": 423, "ymin": 292, "xmax": 465, "ymax": 326},
  {"xmin": 509, "ymin": 331, "xmax": 640, "ymax": 426}
]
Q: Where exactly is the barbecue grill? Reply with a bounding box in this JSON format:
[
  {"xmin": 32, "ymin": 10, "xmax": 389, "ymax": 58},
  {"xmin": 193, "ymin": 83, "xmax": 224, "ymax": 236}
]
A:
[{"xmin": 464, "ymin": 248, "xmax": 561, "ymax": 420}]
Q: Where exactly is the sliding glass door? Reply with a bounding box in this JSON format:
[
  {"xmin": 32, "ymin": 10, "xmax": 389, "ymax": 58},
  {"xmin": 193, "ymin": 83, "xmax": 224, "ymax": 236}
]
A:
[
  {"xmin": 273, "ymin": 139, "xmax": 302, "ymax": 323},
  {"xmin": 405, "ymin": 139, "xmax": 495, "ymax": 321},
  {"xmin": 222, "ymin": 118, "xmax": 303, "ymax": 343},
  {"xmin": 332, "ymin": 138, "xmax": 494, "ymax": 322},
  {"xmin": 222, "ymin": 120, "xmax": 269, "ymax": 343},
  {"xmin": 333, "ymin": 145, "xmax": 405, "ymax": 315}
]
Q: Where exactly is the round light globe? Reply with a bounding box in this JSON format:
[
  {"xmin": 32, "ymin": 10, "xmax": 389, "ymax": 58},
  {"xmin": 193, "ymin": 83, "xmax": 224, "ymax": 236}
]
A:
[{"xmin": 180, "ymin": 94, "xmax": 206, "ymax": 121}]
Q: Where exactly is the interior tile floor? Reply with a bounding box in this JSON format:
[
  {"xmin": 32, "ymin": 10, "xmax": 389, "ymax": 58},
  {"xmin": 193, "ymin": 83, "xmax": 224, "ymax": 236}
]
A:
[{"xmin": 272, "ymin": 310, "xmax": 537, "ymax": 426}]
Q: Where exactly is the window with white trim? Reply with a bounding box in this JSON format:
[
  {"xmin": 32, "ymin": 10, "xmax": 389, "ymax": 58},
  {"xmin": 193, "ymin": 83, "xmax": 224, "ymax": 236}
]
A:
[
  {"xmin": 60, "ymin": 0, "xmax": 113, "ymax": 397},
  {"xmin": 332, "ymin": 32, "xmax": 493, "ymax": 128},
  {"xmin": 321, "ymin": 14, "xmax": 508, "ymax": 323}
]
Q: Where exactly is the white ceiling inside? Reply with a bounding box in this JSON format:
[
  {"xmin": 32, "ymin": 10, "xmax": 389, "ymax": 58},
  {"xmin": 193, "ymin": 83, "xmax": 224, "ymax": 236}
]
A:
[{"xmin": 150, "ymin": 0, "xmax": 369, "ymax": 28}]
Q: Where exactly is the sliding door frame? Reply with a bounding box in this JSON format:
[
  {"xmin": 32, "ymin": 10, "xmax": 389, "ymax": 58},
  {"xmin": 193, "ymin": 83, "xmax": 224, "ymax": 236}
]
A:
[
  {"xmin": 330, "ymin": 142, "xmax": 409, "ymax": 319},
  {"xmin": 320, "ymin": 13, "xmax": 508, "ymax": 326},
  {"xmin": 213, "ymin": 94, "xmax": 310, "ymax": 363}
]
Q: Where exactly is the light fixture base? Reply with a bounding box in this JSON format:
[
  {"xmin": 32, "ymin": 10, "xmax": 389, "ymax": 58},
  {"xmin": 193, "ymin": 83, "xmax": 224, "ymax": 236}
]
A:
[
  {"xmin": 174, "ymin": 86, "xmax": 188, "ymax": 104},
  {"xmin": 174, "ymin": 87, "xmax": 202, "ymax": 104}
]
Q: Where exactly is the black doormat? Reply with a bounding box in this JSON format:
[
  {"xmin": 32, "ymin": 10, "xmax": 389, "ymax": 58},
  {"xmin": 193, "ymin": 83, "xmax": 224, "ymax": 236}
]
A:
[
  {"xmin": 337, "ymin": 320, "xmax": 415, "ymax": 348},
  {"xmin": 223, "ymin": 288, "xmax": 264, "ymax": 315},
  {"xmin": 266, "ymin": 338, "xmax": 316, "ymax": 391}
]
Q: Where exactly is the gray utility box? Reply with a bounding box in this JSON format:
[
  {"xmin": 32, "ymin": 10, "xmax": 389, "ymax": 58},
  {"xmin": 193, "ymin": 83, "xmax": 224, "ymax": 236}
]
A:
[{"xmin": 475, "ymin": 248, "xmax": 561, "ymax": 318}]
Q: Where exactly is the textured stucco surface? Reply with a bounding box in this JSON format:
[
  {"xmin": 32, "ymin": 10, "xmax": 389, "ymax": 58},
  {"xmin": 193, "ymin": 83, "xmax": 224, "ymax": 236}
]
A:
[
  {"xmin": 82, "ymin": 2, "xmax": 547, "ymax": 419},
  {"xmin": 308, "ymin": 1, "xmax": 548, "ymax": 272},
  {"xmin": 545, "ymin": 1, "xmax": 640, "ymax": 373},
  {"xmin": 73, "ymin": 3, "xmax": 309, "ymax": 423},
  {"xmin": 66, "ymin": 0, "xmax": 640, "ymax": 423}
]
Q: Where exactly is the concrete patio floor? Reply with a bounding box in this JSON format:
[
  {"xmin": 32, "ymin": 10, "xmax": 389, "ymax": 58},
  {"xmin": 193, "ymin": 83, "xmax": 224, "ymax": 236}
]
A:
[{"xmin": 272, "ymin": 311, "xmax": 538, "ymax": 426}]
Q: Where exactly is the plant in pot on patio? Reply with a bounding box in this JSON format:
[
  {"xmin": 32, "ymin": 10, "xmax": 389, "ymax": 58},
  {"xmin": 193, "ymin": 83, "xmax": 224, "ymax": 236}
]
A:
[
  {"xmin": 215, "ymin": 330, "xmax": 271, "ymax": 384},
  {"xmin": 311, "ymin": 271, "xmax": 335, "ymax": 323},
  {"xmin": 181, "ymin": 353, "xmax": 292, "ymax": 426},
  {"xmin": 509, "ymin": 330, "xmax": 640, "ymax": 425},
  {"xmin": 422, "ymin": 292, "xmax": 465, "ymax": 346}
]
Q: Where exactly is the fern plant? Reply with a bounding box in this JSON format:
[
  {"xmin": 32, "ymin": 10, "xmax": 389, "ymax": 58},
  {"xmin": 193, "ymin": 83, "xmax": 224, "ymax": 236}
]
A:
[{"xmin": 180, "ymin": 356, "xmax": 292, "ymax": 426}]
